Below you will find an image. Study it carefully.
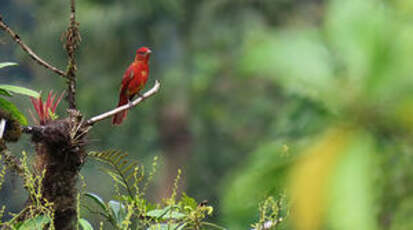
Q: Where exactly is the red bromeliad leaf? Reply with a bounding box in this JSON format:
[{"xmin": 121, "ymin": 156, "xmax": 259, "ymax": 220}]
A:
[
  {"xmin": 30, "ymin": 91, "xmax": 64, "ymax": 125},
  {"xmin": 38, "ymin": 97, "xmax": 45, "ymax": 124},
  {"xmin": 52, "ymin": 91, "xmax": 64, "ymax": 113},
  {"xmin": 49, "ymin": 93, "xmax": 56, "ymax": 111},
  {"xmin": 46, "ymin": 91, "xmax": 53, "ymax": 111}
]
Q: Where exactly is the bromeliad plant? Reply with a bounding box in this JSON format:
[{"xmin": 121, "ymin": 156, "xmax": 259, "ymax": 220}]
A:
[
  {"xmin": 0, "ymin": 1, "xmax": 160, "ymax": 228},
  {"xmin": 29, "ymin": 91, "xmax": 64, "ymax": 125}
]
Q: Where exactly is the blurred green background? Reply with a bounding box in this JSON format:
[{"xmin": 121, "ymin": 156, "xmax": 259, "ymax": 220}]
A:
[{"xmin": 1, "ymin": 0, "xmax": 413, "ymax": 229}]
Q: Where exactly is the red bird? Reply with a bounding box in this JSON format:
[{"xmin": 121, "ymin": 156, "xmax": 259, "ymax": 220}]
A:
[{"xmin": 112, "ymin": 46, "xmax": 151, "ymax": 125}]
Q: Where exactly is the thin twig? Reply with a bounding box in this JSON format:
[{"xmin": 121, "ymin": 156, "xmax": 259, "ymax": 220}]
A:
[
  {"xmin": 85, "ymin": 80, "xmax": 161, "ymax": 126},
  {"xmin": 63, "ymin": 0, "xmax": 81, "ymax": 110},
  {"xmin": 0, "ymin": 14, "xmax": 66, "ymax": 77},
  {"xmin": 0, "ymin": 119, "xmax": 6, "ymax": 139}
]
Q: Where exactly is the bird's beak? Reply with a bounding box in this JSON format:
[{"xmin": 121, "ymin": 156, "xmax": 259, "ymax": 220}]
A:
[{"xmin": 146, "ymin": 49, "xmax": 152, "ymax": 54}]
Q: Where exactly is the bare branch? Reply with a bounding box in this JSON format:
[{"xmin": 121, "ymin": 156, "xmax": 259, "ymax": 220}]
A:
[
  {"xmin": 63, "ymin": 0, "xmax": 81, "ymax": 110},
  {"xmin": 85, "ymin": 80, "xmax": 161, "ymax": 126},
  {"xmin": 0, "ymin": 15, "xmax": 67, "ymax": 78}
]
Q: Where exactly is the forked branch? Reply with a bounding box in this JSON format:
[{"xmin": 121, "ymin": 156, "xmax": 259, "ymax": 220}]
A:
[
  {"xmin": 85, "ymin": 80, "xmax": 161, "ymax": 126},
  {"xmin": 0, "ymin": 15, "xmax": 66, "ymax": 78}
]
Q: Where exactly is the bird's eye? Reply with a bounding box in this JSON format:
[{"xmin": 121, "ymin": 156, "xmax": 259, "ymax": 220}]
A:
[{"xmin": 138, "ymin": 51, "xmax": 145, "ymax": 55}]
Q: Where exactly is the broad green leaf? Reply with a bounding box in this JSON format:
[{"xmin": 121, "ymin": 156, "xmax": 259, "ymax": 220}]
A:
[
  {"xmin": 0, "ymin": 62, "xmax": 18, "ymax": 69},
  {"xmin": 165, "ymin": 211, "xmax": 186, "ymax": 220},
  {"xmin": 0, "ymin": 85, "xmax": 40, "ymax": 98},
  {"xmin": 327, "ymin": 131, "xmax": 378, "ymax": 230},
  {"xmin": 17, "ymin": 215, "xmax": 51, "ymax": 230},
  {"xmin": 147, "ymin": 206, "xmax": 185, "ymax": 220},
  {"xmin": 146, "ymin": 209, "xmax": 167, "ymax": 218},
  {"xmin": 0, "ymin": 97, "xmax": 27, "ymax": 125},
  {"xmin": 108, "ymin": 200, "xmax": 126, "ymax": 225},
  {"xmin": 326, "ymin": 0, "xmax": 389, "ymax": 83},
  {"xmin": 289, "ymin": 127, "xmax": 352, "ymax": 230},
  {"xmin": 84, "ymin": 192, "xmax": 107, "ymax": 213},
  {"xmin": 0, "ymin": 89, "xmax": 12, "ymax": 97},
  {"xmin": 147, "ymin": 223, "xmax": 180, "ymax": 230},
  {"xmin": 79, "ymin": 218, "xmax": 94, "ymax": 230},
  {"xmin": 241, "ymin": 28, "xmax": 338, "ymax": 111},
  {"xmin": 289, "ymin": 127, "xmax": 378, "ymax": 230}
]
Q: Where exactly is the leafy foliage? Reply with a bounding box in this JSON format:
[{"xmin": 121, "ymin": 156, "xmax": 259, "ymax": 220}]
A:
[
  {"xmin": 2, "ymin": 0, "xmax": 413, "ymax": 229},
  {"xmin": 0, "ymin": 152, "xmax": 55, "ymax": 229},
  {"xmin": 88, "ymin": 150, "xmax": 141, "ymax": 197},
  {"xmin": 223, "ymin": 0, "xmax": 413, "ymax": 229},
  {"xmin": 251, "ymin": 196, "xmax": 288, "ymax": 230},
  {"xmin": 15, "ymin": 215, "xmax": 51, "ymax": 230},
  {"xmin": 84, "ymin": 152, "xmax": 222, "ymax": 229},
  {"xmin": 0, "ymin": 62, "xmax": 40, "ymax": 126}
]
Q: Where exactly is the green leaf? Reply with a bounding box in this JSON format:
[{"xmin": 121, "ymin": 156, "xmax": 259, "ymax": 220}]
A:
[
  {"xmin": 146, "ymin": 209, "xmax": 167, "ymax": 218},
  {"xmin": 201, "ymin": 222, "xmax": 227, "ymax": 230},
  {"xmin": 241, "ymin": 28, "xmax": 338, "ymax": 111},
  {"xmin": 79, "ymin": 218, "xmax": 94, "ymax": 230},
  {"xmin": 0, "ymin": 62, "xmax": 18, "ymax": 69},
  {"xmin": 180, "ymin": 193, "xmax": 198, "ymax": 210},
  {"xmin": 147, "ymin": 223, "xmax": 180, "ymax": 230},
  {"xmin": 175, "ymin": 223, "xmax": 188, "ymax": 230},
  {"xmin": 0, "ymin": 97, "xmax": 27, "ymax": 125},
  {"xmin": 0, "ymin": 89, "xmax": 12, "ymax": 97},
  {"xmin": 108, "ymin": 200, "xmax": 126, "ymax": 225},
  {"xmin": 147, "ymin": 206, "xmax": 186, "ymax": 220},
  {"xmin": 84, "ymin": 192, "xmax": 107, "ymax": 213},
  {"xmin": 0, "ymin": 85, "xmax": 40, "ymax": 98},
  {"xmin": 103, "ymin": 169, "xmax": 127, "ymax": 188},
  {"xmin": 326, "ymin": 0, "xmax": 389, "ymax": 83},
  {"xmin": 327, "ymin": 130, "xmax": 378, "ymax": 230},
  {"xmin": 17, "ymin": 215, "xmax": 51, "ymax": 230}
]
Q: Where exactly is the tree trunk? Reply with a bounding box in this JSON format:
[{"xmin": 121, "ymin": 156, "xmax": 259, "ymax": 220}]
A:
[{"xmin": 19, "ymin": 112, "xmax": 87, "ymax": 230}]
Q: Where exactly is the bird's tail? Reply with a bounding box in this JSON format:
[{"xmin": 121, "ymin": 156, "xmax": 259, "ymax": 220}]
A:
[{"xmin": 112, "ymin": 94, "xmax": 128, "ymax": 125}]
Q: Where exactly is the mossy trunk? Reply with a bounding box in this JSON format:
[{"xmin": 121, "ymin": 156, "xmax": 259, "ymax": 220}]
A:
[{"xmin": 20, "ymin": 115, "xmax": 87, "ymax": 230}]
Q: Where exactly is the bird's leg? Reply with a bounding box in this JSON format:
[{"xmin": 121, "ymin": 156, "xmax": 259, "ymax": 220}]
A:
[
  {"xmin": 127, "ymin": 96, "xmax": 134, "ymax": 107},
  {"xmin": 127, "ymin": 99, "xmax": 134, "ymax": 107}
]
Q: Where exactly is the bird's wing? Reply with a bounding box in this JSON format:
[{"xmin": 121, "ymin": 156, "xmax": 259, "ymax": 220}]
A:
[{"xmin": 120, "ymin": 67, "xmax": 134, "ymax": 94}]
